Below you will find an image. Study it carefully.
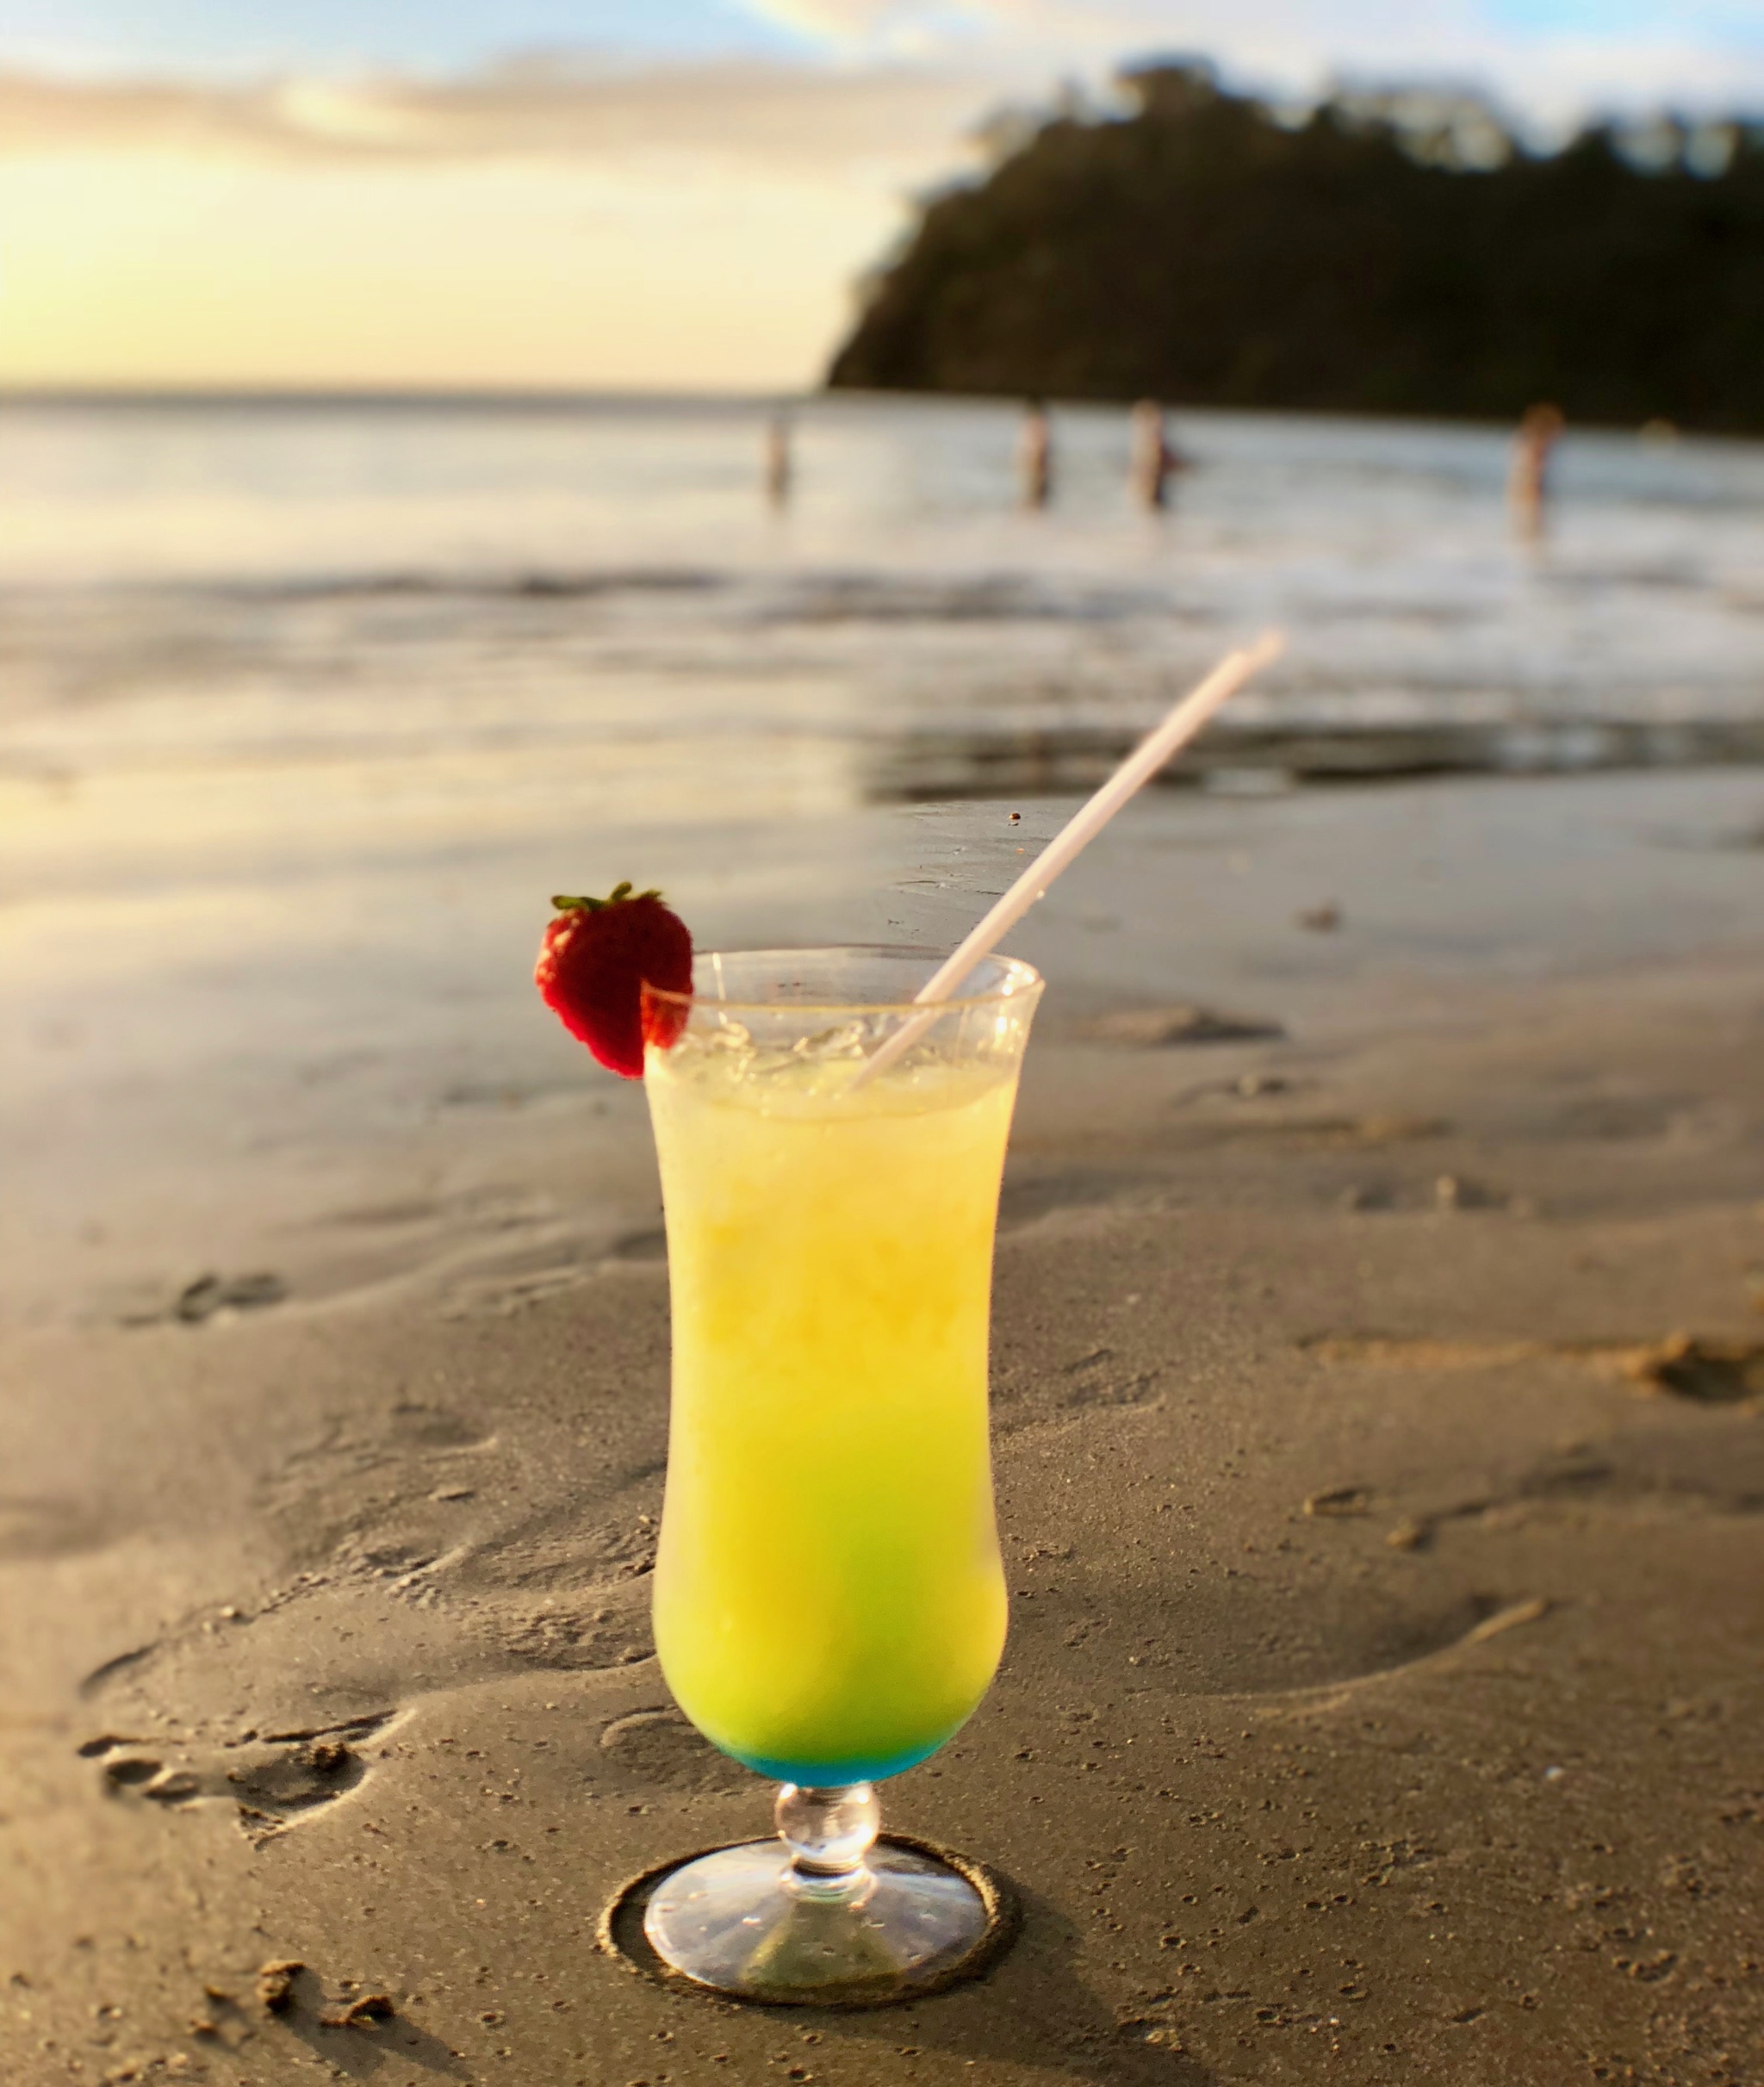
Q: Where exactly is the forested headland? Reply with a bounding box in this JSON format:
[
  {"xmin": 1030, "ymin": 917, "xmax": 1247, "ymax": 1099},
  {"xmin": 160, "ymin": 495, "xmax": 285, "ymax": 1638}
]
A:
[{"xmin": 826, "ymin": 65, "xmax": 1764, "ymax": 431}]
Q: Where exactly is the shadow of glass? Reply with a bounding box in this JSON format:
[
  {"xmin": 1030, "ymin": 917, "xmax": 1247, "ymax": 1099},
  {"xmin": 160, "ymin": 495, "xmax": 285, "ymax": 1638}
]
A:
[{"xmin": 807, "ymin": 1885, "xmax": 1219, "ymax": 2085}]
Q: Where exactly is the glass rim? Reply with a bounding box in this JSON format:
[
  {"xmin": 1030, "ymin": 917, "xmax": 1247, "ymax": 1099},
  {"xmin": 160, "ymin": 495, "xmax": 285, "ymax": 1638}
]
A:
[{"xmin": 641, "ymin": 944, "xmax": 1043, "ymax": 1017}]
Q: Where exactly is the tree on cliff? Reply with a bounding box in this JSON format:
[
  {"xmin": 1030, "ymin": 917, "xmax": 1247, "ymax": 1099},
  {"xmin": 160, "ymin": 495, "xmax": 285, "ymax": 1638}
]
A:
[{"xmin": 826, "ymin": 64, "xmax": 1764, "ymax": 431}]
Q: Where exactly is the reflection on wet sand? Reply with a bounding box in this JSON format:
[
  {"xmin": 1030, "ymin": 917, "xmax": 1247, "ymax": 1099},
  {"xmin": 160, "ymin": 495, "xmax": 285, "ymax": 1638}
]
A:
[{"xmin": 860, "ymin": 714, "xmax": 1764, "ymax": 802}]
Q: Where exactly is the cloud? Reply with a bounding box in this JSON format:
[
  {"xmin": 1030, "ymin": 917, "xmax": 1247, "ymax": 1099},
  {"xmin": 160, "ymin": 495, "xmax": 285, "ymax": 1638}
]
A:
[
  {"xmin": 4, "ymin": 0, "xmax": 1760, "ymax": 182},
  {"xmin": 740, "ymin": 0, "xmax": 1764, "ymax": 118},
  {"xmin": 0, "ymin": 52, "xmax": 1003, "ymax": 392},
  {"xmin": 741, "ymin": 1, "xmax": 913, "ymax": 36},
  {"xmin": 0, "ymin": 53, "xmax": 995, "ymax": 172}
]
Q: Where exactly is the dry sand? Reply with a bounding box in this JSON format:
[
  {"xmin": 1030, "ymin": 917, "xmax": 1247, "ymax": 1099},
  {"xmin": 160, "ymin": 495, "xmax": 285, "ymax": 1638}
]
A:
[{"xmin": 3, "ymin": 773, "xmax": 1763, "ymax": 2086}]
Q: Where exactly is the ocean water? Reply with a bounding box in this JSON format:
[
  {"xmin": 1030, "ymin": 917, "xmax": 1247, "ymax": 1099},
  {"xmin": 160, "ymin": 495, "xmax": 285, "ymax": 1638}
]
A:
[
  {"xmin": 3, "ymin": 393, "xmax": 1761, "ymax": 1324},
  {"xmin": 4, "ymin": 392, "xmax": 1763, "ymax": 818}
]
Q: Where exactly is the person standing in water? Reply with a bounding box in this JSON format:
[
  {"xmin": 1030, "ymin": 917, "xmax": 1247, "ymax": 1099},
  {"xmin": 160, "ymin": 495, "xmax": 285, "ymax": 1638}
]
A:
[
  {"xmin": 1129, "ymin": 398, "xmax": 1188, "ymax": 510},
  {"xmin": 763, "ymin": 410, "xmax": 792, "ymax": 509},
  {"xmin": 1509, "ymin": 402, "xmax": 1564, "ymax": 540},
  {"xmin": 1018, "ymin": 399, "xmax": 1053, "ymax": 509}
]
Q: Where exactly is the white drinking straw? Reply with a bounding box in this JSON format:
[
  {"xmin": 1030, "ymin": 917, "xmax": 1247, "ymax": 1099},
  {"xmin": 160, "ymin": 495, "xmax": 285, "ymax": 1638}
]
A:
[{"xmin": 853, "ymin": 630, "xmax": 1286, "ymax": 1088}]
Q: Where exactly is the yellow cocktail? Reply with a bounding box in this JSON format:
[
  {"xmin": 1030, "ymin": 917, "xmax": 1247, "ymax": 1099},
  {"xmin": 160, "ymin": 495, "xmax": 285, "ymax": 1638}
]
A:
[
  {"xmin": 636, "ymin": 947, "xmax": 1041, "ymax": 2002},
  {"xmin": 649, "ymin": 1048, "xmax": 1016, "ymax": 1784}
]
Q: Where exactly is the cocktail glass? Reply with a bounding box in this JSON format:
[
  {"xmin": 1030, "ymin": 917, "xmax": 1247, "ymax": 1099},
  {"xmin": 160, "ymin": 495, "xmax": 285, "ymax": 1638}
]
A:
[{"xmin": 632, "ymin": 947, "xmax": 1042, "ymax": 2004}]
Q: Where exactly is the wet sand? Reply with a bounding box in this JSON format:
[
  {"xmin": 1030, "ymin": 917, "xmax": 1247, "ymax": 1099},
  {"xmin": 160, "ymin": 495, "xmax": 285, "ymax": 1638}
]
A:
[{"xmin": 3, "ymin": 773, "xmax": 1763, "ymax": 2084}]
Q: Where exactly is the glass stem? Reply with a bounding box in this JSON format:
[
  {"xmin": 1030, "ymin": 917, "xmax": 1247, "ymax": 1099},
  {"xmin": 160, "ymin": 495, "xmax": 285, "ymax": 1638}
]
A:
[{"xmin": 775, "ymin": 1782, "xmax": 879, "ymax": 1901}]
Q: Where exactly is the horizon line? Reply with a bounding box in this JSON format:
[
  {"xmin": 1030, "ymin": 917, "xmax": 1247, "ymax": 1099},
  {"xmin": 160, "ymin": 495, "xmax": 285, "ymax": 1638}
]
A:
[{"xmin": 3, "ymin": 385, "xmax": 1758, "ymax": 442}]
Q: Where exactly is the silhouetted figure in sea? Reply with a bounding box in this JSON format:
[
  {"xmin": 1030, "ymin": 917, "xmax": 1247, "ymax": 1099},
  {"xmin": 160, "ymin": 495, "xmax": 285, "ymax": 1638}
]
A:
[
  {"xmin": 1509, "ymin": 402, "xmax": 1564, "ymax": 540},
  {"xmin": 1128, "ymin": 398, "xmax": 1188, "ymax": 509},
  {"xmin": 764, "ymin": 412, "xmax": 792, "ymax": 508},
  {"xmin": 1018, "ymin": 399, "xmax": 1053, "ymax": 509}
]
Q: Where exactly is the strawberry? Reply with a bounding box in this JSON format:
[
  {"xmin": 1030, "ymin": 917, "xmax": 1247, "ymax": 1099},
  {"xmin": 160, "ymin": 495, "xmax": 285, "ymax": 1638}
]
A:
[{"xmin": 535, "ymin": 882, "xmax": 693, "ymax": 1079}]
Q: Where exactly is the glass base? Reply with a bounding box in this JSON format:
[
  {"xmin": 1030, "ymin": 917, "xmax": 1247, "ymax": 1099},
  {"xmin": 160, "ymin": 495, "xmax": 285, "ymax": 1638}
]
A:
[
  {"xmin": 643, "ymin": 1836, "xmax": 991, "ymax": 2003},
  {"xmin": 609, "ymin": 1784, "xmax": 1015, "ymax": 2006}
]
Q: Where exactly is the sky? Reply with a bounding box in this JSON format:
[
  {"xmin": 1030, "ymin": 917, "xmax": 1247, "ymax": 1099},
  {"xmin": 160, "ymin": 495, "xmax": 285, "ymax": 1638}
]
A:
[{"xmin": 2, "ymin": 1, "xmax": 1761, "ymax": 392}]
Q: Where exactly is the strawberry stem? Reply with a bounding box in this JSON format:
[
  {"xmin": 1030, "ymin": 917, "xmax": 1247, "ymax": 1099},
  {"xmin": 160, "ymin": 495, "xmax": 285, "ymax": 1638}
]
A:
[{"xmin": 550, "ymin": 882, "xmax": 662, "ymax": 913}]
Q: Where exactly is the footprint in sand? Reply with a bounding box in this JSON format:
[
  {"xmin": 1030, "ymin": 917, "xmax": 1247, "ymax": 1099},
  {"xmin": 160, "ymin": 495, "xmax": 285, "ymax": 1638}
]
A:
[
  {"xmin": 491, "ymin": 1582, "xmax": 655, "ymax": 1673},
  {"xmin": 1083, "ymin": 1006, "xmax": 1287, "ymax": 1047},
  {"xmin": 1202, "ymin": 1589, "xmax": 1543, "ymax": 1697},
  {"xmin": 76, "ymin": 1439, "xmax": 666, "ymax": 1747},
  {"xmin": 1056, "ymin": 1347, "xmax": 1164, "ymax": 1411},
  {"xmin": 80, "ymin": 1714, "xmax": 397, "ymax": 1840},
  {"xmin": 606, "ymin": 1227, "xmax": 668, "ymax": 1264},
  {"xmin": 594, "ymin": 1708, "xmax": 748, "ymax": 1797},
  {"xmin": 998, "ymin": 1170, "xmax": 1142, "ymax": 1230},
  {"xmin": 254, "ymin": 1397, "xmax": 500, "ymax": 1571},
  {"xmin": 1303, "ymin": 1330, "xmax": 1764, "ymax": 1406},
  {"xmin": 1029, "ymin": 1562, "xmax": 1554, "ymax": 1698},
  {"xmin": 0, "ymin": 1494, "xmax": 113, "ymax": 1562}
]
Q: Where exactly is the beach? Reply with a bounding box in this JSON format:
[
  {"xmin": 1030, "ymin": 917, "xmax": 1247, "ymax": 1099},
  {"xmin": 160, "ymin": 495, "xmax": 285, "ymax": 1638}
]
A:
[{"xmin": 3, "ymin": 398, "xmax": 1762, "ymax": 2084}]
